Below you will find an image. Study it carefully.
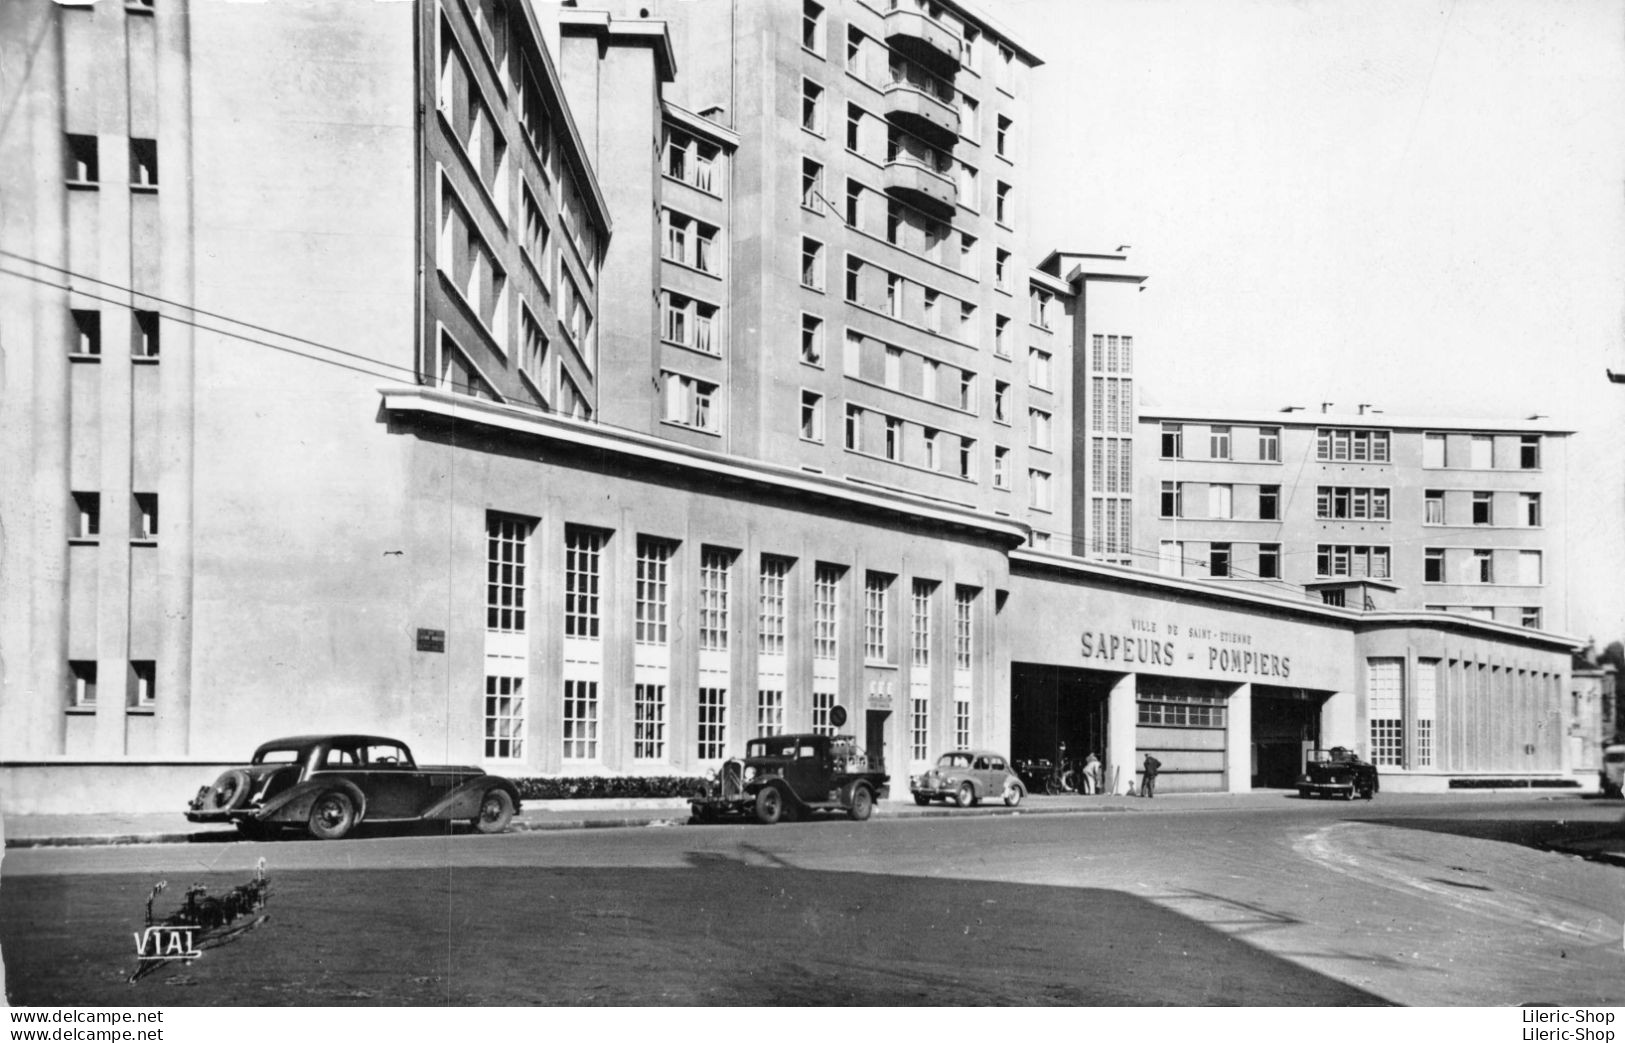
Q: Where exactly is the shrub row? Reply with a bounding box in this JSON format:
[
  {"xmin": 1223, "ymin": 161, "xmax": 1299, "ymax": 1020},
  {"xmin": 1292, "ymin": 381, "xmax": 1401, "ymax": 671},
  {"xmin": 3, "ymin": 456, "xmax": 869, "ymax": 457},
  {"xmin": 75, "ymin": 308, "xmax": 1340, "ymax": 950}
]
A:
[
  {"xmin": 512, "ymin": 775, "xmax": 710, "ymax": 801},
  {"xmin": 1447, "ymin": 777, "xmax": 1580, "ymax": 789}
]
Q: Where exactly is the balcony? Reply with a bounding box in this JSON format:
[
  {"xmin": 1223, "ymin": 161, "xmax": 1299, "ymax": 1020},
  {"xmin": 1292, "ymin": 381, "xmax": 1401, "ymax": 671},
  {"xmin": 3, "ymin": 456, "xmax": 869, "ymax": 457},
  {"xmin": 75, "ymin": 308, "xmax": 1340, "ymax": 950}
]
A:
[
  {"xmin": 882, "ymin": 159, "xmax": 957, "ymax": 218},
  {"xmin": 883, "ymin": 82, "xmax": 959, "ymax": 148},
  {"xmin": 884, "ymin": 9, "xmax": 961, "ymax": 77}
]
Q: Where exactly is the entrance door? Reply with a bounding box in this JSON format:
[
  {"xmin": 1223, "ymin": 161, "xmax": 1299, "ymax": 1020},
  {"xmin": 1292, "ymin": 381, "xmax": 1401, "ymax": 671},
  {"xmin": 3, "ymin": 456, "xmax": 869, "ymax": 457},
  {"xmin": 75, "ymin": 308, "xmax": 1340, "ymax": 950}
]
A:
[
  {"xmin": 1251, "ymin": 687, "xmax": 1323, "ymax": 788},
  {"xmin": 866, "ymin": 710, "xmax": 890, "ymax": 774}
]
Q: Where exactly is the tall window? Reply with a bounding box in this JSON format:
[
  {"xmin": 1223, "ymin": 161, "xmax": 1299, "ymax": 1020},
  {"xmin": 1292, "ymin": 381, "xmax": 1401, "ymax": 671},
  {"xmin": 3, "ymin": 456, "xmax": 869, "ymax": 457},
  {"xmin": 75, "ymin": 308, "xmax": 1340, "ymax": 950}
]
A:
[
  {"xmin": 1209, "ymin": 543, "xmax": 1231, "ymax": 578},
  {"xmin": 1425, "ymin": 490, "xmax": 1444, "ymax": 524},
  {"xmin": 802, "ymin": 79, "xmax": 825, "ymax": 133},
  {"xmin": 994, "ymin": 181, "xmax": 1010, "ymax": 224},
  {"xmin": 801, "ymin": 390, "xmax": 825, "ymax": 442},
  {"xmin": 1258, "ymin": 544, "xmax": 1281, "ymax": 580},
  {"xmin": 564, "ymin": 526, "xmax": 603, "ymax": 638},
  {"xmin": 1207, "ymin": 484, "xmax": 1233, "ymax": 520},
  {"xmin": 864, "ymin": 572, "xmax": 891, "ymax": 661},
  {"xmin": 801, "ymin": 237, "xmax": 825, "ymax": 290},
  {"xmin": 802, "ymin": 156, "xmax": 824, "ymax": 208},
  {"xmin": 1414, "ymin": 659, "xmax": 1438, "ymax": 768},
  {"xmin": 699, "ymin": 548, "xmax": 731, "ymax": 651},
  {"xmin": 803, "ymin": 0, "xmax": 825, "ymax": 53},
  {"xmin": 813, "ymin": 564, "xmax": 841, "ymax": 660},
  {"xmin": 562, "ymin": 679, "xmax": 598, "ymax": 760},
  {"xmin": 911, "ymin": 580, "xmax": 934, "ymax": 668},
  {"xmin": 1367, "ymin": 659, "xmax": 1404, "ymax": 767},
  {"xmin": 1521, "ymin": 492, "xmax": 1542, "ymax": 527},
  {"xmin": 954, "ymin": 588, "xmax": 974, "ymax": 670},
  {"xmin": 1469, "ymin": 435, "xmax": 1494, "ymax": 469},
  {"xmin": 813, "ymin": 691, "xmax": 836, "ymax": 736},
  {"xmin": 484, "ymin": 676, "xmax": 524, "ymax": 760},
  {"xmin": 1209, "ymin": 425, "xmax": 1231, "ymax": 460},
  {"xmin": 634, "ymin": 683, "xmax": 666, "ymax": 760},
  {"xmin": 1160, "ymin": 481, "xmax": 1182, "ymax": 519},
  {"xmin": 1520, "ymin": 435, "xmax": 1541, "ymax": 469},
  {"xmin": 955, "ymin": 699, "xmax": 971, "ymax": 750},
  {"xmin": 801, "ymin": 313, "xmax": 825, "ymax": 365},
  {"xmin": 1424, "ymin": 548, "xmax": 1444, "ymax": 583},
  {"xmin": 1423, "ymin": 432, "xmax": 1447, "ymax": 468},
  {"xmin": 1029, "ymin": 408, "xmax": 1052, "ymax": 450},
  {"xmin": 759, "ymin": 557, "xmax": 789, "ymax": 655},
  {"xmin": 1258, "ymin": 427, "xmax": 1280, "ymax": 461},
  {"xmin": 1160, "ymin": 423, "xmax": 1183, "ymax": 459},
  {"xmin": 1471, "ymin": 491, "xmax": 1494, "ymax": 526},
  {"xmin": 1259, "ymin": 485, "xmax": 1280, "ymax": 521},
  {"xmin": 697, "ymin": 687, "xmax": 727, "ymax": 760},
  {"xmin": 756, "ymin": 689, "xmax": 785, "ymax": 737},
  {"xmin": 487, "ymin": 514, "xmax": 529, "ymax": 632},
  {"xmin": 129, "ymin": 660, "xmax": 156, "ymax": 710},
  {"xmin": 1474, "ymin": 549, "xmax": 1494, "ymax": 583},
  {"xmin": 911, "ymin": 698, "xmax": 929, "ymax": 761}
]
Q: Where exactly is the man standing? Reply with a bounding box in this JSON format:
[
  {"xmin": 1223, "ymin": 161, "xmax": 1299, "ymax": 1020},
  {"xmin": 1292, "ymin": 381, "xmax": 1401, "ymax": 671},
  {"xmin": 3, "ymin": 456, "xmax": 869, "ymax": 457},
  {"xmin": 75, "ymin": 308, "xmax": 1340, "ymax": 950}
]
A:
[{"xmin": 1141, "ymin": 753, "xmax": 1162, "ymax": 798}]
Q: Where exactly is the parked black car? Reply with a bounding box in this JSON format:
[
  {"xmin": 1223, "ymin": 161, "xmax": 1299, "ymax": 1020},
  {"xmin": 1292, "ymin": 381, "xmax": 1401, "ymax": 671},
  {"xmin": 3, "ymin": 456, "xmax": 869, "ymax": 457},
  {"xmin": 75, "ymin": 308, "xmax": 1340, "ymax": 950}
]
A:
[
  {"xmin": 1298, "ymin": 746, "xmax": 1379, "ymax": 800},
  {"xmin": 690, "ymin": 733, "xmax": 889, "ymax": 824},
  {"xmin": 185, "ymin": 734, "xmax": 521, "ymax": 840}
]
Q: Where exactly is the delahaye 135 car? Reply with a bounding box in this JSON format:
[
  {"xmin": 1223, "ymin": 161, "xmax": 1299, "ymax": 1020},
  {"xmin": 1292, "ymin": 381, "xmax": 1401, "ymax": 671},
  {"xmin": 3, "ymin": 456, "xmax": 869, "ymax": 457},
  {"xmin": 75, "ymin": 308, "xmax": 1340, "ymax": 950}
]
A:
[
  {"xmin": 1298, "ymin": 746, "xmax": 1379, "ymax": 801},
  {"xmin": 185, "ymin": 734, "xmax": 522, "ymax": 840},
  {"xmin": 690, "ymin": 732, "xmax": 889, "ymax": 824},
  {"xmin": 911, "ymin": 750, "xmax": 1026, "ymax": 808}
]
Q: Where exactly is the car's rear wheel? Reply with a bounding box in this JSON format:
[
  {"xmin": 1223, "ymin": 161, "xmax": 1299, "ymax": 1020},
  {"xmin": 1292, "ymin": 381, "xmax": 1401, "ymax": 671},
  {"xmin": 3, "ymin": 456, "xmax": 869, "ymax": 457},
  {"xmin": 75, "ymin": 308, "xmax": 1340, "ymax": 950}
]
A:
[
  {"xmin": 1003, "ymin": 782, "xmax": 1023, "ymax": 807},
  {"xmin": 308, "ymin": 791, "xmax": 356, "ymax": 840},
  {"xmin": 208, "ymin": 769, "xmax": 252, "ymax": 811},
  {"xmin": 474, "ymin": 789, "xmax": 515, "ymax": 834},
  {"xmin": 754, "ymin": 787, "xmax": 784, "ymax": 825},
  {"xmin": 956, "ymin": 782, "xmax": 976, "ymax": 808},
  {"xmin": 847, "ymin": 785, "xmax": 874, "ymax": 822},
  {"xmin": 913, "ymin": 793, "xmax": 932, "ymax": 806}
]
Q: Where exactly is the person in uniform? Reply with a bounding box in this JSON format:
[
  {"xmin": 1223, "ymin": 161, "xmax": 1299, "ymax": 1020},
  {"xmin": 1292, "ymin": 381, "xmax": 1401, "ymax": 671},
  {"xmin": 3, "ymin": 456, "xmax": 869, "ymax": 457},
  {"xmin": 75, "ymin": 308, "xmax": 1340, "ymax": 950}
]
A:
[{"xmin": 1141, "ymin": 753, "xmax": 1162, "ymax": 798}]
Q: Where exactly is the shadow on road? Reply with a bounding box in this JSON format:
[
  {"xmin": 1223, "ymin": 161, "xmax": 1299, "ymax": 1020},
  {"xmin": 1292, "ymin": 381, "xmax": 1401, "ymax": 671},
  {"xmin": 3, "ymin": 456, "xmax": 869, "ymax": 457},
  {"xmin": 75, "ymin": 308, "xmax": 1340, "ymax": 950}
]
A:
[
  {"xmin": 1353, "ymin": 814, "xmax": 1624, "ymax": 860},
  {"xmin": 3, "ymin": 851, "xmax": 1392, "ymax": 1007}
]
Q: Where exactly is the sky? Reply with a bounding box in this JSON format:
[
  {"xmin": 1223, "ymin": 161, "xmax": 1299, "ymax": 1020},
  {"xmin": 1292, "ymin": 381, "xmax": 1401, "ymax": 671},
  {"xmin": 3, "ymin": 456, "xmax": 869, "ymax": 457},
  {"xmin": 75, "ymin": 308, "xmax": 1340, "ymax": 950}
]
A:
[{"xmin": 995, "ymin": 0, "xmax": 1625, "ymax": 643}]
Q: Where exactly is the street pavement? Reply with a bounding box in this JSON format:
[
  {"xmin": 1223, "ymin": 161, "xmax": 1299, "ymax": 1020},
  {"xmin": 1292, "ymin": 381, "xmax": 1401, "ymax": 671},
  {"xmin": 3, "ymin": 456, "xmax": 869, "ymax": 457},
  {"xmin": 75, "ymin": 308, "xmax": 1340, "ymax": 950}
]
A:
[{"xmin": 3, "ymin": 791, "xmax": 1623, "ymax": 1005}]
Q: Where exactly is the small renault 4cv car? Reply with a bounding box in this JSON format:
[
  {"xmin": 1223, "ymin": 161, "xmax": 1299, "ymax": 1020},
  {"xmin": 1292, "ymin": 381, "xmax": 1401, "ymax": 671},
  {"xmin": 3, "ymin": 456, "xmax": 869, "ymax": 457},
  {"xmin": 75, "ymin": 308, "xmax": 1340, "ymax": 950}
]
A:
[{"xmin": 186, "ymin": 734, "xmax": 521, "ymax": 840}]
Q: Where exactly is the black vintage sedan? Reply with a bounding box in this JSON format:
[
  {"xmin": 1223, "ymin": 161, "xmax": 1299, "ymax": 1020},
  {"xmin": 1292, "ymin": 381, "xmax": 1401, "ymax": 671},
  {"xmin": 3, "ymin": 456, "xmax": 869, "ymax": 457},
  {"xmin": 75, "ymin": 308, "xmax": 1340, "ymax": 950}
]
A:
[{"xmin": 185, "ymin": 734, "xmax": 521, "ymax": 840}]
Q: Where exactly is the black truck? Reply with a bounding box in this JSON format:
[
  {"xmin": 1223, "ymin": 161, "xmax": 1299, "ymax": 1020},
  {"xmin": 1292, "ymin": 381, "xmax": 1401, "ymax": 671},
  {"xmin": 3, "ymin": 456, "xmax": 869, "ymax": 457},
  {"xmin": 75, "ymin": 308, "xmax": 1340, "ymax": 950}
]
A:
[{"xmin": 690, "ymin": 733, "xmax": 890, "ymax": 824}]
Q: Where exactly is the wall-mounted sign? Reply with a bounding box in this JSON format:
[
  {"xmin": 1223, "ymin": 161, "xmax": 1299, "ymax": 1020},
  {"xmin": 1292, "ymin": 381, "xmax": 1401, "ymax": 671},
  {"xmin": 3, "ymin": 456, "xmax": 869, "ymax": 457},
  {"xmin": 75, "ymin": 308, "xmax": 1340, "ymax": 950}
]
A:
[
  {"xmin": 1081, "ymin": 617, "xmax": 1292, "ymax": 680},
  {"xmin": 865, "ymin": 679, "xmax": 893, "ymax": 709},
  {"xmin": 831, "ymin": 705, "xmax": 848, "ymax": 728},
  {"xmin": 416, "ymin": 628, "xmax": 445, "ymax": 653}
]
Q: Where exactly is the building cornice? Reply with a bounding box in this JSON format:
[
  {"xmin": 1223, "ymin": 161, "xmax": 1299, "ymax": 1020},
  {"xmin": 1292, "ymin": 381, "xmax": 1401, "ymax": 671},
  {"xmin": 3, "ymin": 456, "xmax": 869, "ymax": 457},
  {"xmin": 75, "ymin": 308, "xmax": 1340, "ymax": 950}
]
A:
[
  {"xmin": 557, "ymin": 10, "xmax": 678, "ymax": 83},
  {"xmin": 1140, "ymin": 407, "xmax": 1574, "ymax": 436},
  {"xmin": 1010, "ymin": 549, "xmax": 1579, "ymax": 652},
  {"xmin": 661, "ymin": 100, "xmax": 740, "ymax": 150},
  {"xmin": 380, "ymin": 387, "xmax": 1031, "ymax": 548}
]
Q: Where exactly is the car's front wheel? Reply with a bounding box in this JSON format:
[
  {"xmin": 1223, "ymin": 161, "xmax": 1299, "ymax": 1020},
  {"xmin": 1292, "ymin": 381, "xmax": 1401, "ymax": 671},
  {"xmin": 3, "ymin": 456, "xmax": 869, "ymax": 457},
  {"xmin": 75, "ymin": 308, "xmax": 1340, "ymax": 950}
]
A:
[
  {"xmin": 308, "ymin": 791, "xmax": 356, "ymax": 840},
  {"xmin": 474, "ymin": 789, "xmax": 515, "ymax": 834},
  {"xmin": 956, "ymin": 781, "xmax": 976, "ymax": 808},
  {"xmin": 847, "ymin": 785, "xmax": 874, "ymax": 822},
  {"xmin": 913, "ymin": 793, "xmax": 932, "ymax": 806},
  {"xmin": 755, "ymin": 787, "xmax": 784, "ymax": 825}
]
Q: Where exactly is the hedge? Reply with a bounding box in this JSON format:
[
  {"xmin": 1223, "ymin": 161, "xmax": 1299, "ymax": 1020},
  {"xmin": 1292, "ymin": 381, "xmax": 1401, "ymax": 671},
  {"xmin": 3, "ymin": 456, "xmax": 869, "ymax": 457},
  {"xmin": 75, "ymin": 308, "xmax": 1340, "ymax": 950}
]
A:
[{"xmin": 512, "ymin": 775, "xmax": 710, "ymax": 801}]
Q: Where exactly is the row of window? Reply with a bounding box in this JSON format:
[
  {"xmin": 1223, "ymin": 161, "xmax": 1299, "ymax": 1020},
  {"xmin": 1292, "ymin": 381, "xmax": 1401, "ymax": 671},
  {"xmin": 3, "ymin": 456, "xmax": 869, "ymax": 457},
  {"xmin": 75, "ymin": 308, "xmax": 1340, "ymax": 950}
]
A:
[
  {"xmin": 1158, "ymin": 541, "xmax": 1282, "ymax": 581},
  {"xmin": 64, "ymin": 134, "xmax": 157, "ymax": 189},
  {"xmin": 805, "ymin": 164, "xmax": 982, "ymax": 276},
  {"xmin": 661, "ymin": 127, "xmax": 723, "ymax": 196},
  {"xmin": 68, "ymin": 492, "xmax": 158, "ymax": 541},
  {"xmin": 1425, "ymin": 489, "xmax": 1542, "ymax": 527},
  {"xmin": 67, "ymin": 309, "xmax": 161, "ymax": 359},
  {"xmin": 1158, "ymin": 425, "xmax": 1546, "ymax": 470},
  {"xmin": 1160, "ymin": 482, "xmax": 1281, "ymax": 521},
  {"xmin": 64, "ymin": 660, "xmax": 155, "ymax": 711},
  {"xmin": 1161, "ymin": 423, "xmax": 1281, "ymax": 462},
  {"xmin": 1424, "ymin": 433, "xmax": 1542, "ymax": 470},
  {"xmin": 1424, "ymin": 547, "xmax": 1543, "ymax": 586}
]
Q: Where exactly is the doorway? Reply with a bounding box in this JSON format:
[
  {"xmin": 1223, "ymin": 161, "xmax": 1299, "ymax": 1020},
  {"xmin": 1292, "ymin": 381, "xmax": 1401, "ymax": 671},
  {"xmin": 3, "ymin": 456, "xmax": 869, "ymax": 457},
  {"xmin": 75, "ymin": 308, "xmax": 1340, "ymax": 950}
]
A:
[
  {"xmin": 866, "ymin": 709, "xmax": 891, "ymax": 773},
  {"xmin": 1251, "ymin": 686, "xmax": 1323, "ymax": 788}
]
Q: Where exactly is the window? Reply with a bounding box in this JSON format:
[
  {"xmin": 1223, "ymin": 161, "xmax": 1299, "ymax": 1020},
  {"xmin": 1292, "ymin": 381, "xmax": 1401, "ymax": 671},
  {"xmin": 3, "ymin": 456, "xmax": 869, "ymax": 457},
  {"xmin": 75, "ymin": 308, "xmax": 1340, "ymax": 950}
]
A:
[
  {"xmin": 846, "ymin": 26, "xmax": 865, "ymax": 74},
  {"xmin": 1422, "ymin": 433, "xmax": 1446, "ymax": 468},
  {"xmin": 957, "ymin": 436, "xmax": 975, "ymax": 479},
  {"xmin": 802, "ymin": 0, "xmax": 825, "ymax": 53},
  {"xmin": 1520, "ymin": 435, "xmax": 1541, "ymax": 469},
  {"xmin": 995, "ymin": 115, "xmax": 1011, "ymax": 157},
  {"xmin": 661, "ymin": 293, "xmax": 718, "ymax": 354},
  {"xmin": 520, "ymin": 65, "xmax": 555, "ymax": 171},
  {"xmin": 1160, "ymin": 482, "xmax": 1182, "ymax": 519},
  {"xmin": 1028, "ymin": 409, "xmax": 1052, "ymax": 452},
  {"xmin": 921, "ymin": 358, "xmax": 939, "ymax": 400},
  {"xmin": 958, "ymin": 370, "xmax": 975, "ymax": 411},
  {"xmin": 953, "ymin": 587, "xmax": 975, "ymax": 670},
  {"xmin": 1161, "ymin": 424, "xmax": 1184, "ymax": 460},
  {"xmin": 129, "ymin": 138, "xmax": 158, "ymax": 188},
  {"xmin": 1259, "ymin": 485, "xmax": 1280, "ymax": 521},
  {"xmin": 993, "ymin": 381, "xmax": 1009, "ymax": 423},
  {"xmin": 662, "ymin": 128, "xmax": 720, "ymax": 193},
  {"xmin": 1029, "ymin": 469, "xmax": 1052, "ymax": 510},
  {"xmin": 994, "ymin": 315, "xmax": 1010, "ymax": 356},
  {"xmin": 634, "ymin": 683, "xmax": 667, "ymax": 760},
  {"xmin": 66, "ymin": 134, "xmax": 98, "ymax": 183},
  {"xmin": 1259, "ymin": 544, "xmax": 1281, "ymax": 580},
  {"xmin": 845, "ymin": 256, "xmax": 863, "ymax": 302},
  {"xmin": 562, "ymin": 679, "xmax": 598, "ymax": 760},
  {"xmin": 1521, "ymin": 607, "xmax": 1543, "ymax": 629},
  {"xmin": 759, "ymin": 556, "xmax": 788, "ymax": 655},
  {"xmin": 801, "ymin": 237, "xmax": 825, "ymax": 290},
  {"xmin": 129, "ymin": 660, "xmax": 156, "ymax": 710},
  {"xmin": 1208, "ymin": 484, "xmax": 1232, "ymax": 520},
  {"xmin": 885, "ymin": 274, "xmax": 902, "ymax": 318},
  {"xmin": 699, "ymin": 548, "xmax": 731, "ymax": 652},
  {"xmin": 994, "ymin": 181, "xmax": 1011, "ymax": 225},
  {"xmin": 959, "ymin": 94, "xmax": 979, "ymax": 139},
  {"xmin": 955, "ymin": 699, "xmax": 972, "ymax": 749},
  {"xmin": 1137, "ymin": 685, "xmax": 1228, "ymax": 728},
  {"xmin": 132, "ymin": 311, "xmax": 160, "ymax": 358},
  {"xmin": 846, "ymin": 102, "xmax": 863, "ymax": 151},
  {"xmin": 484, "ymin": 676, "xmax": 524, "ymax": 760},
  {"xmin": 813, "ymin": 564, "xmax": 841, "ymax": 660},
  {"xmin": 1518, "ymin": 550, "xmax": 1543, "ymax": 585},
  {"xmin": 1415, "ymin": 659, "xmax": 1437, "ymax": 767},
  {"xmin": 1317, "ymin": 428, "xmax": 1390, "ymax": 463},
  {"xmin": 1028, "ymin": 347, "xmax": 1051, "ymax": 389},
  {"xmin": 438, "ymin": 182, "xmax": 507, "ymax": 340},
  {"xmin": 1424, "ymin": 548, "xmax": 1444, "ymax": 583},
  {"xmin": 564, "ymin": 526, "xmax": 603, "ymax": 639},
  {"xmin": 993, "ymin": 446, "xmax": 1009, "ymax": 488},
  {"xmin": 71, "ymin": 491, "xmax": 99, "ymax": 540},
  {"xmin": 911, "ymin": 580, "xmax": 934, "ymax": 668},
  {"xmin": 801, "ymin": 157, "xmax": 823, "ymax": 208},
  {"xmin": 661, "ymin": 372, "xmax": 718, "ymax": 432},
  {"xmin": 634, "ymin": 537, "xmax": 672, "ymax": 646},
  {"xmin": 68, "ymin": 660, "xmax": 97, "ymax": 709},
  {"xmin": 994, "ymin": 249, "xmax": 1010, "ymax": 291},
  {"xmin": 1367, "ymin": 659, "xmax": 1403, "ymax": 767},
  {"xmin": 923, "ymin": 290, "xmax": 941, "ymax": 333},
  {"xmin": 1521, "ymin": 492, "xmax": 1541, "ymax": 527},
  {"xmin": 845, "ymin": 404, "xmax": 863, "ymax": 451},
  {"xmin": 70, "ymin": 310, "xmax": 100, "ymax": 356},
  {"xmin": 923, "ymin": 428, "xmax": 939, "ymax": 471},
  {"xmin": 800, "ymin": 390, "xmax": 825, "ymax": 442},
  {"xmin": 1472, "ymin": 491, "xmax": 1494, "ymax": 526},
  {"xmin": 884, "ymin": 416, "xmax": 901, "ymax": 460},
  {"xmin": 1473, "ymin": 549, "xmax": 1494, "ymax": 583},
  {"xmin": 1209, "ymin": 543, "xmax": 1231, "ymax": 578},
  {"xmin": 802, "ymin": 79, "xmax": 825, "ymax": 133},
  {"xmin": 1258, "ymin": 427, "xmax": 1280, "ymax": 462},
  {"xmin": 1470, "ymin": 435, "xmax": 1494, "ymax": 469},
  {"xmin": 697, "ymin": 687, "xmax": 727, "ymax": 760},
  {"xmin": 959, "ymin": 232, "xmax": 978, "ymax": 277},
  {"xmin": 813, "ymin": 690, "xmax": 836, "ymax": 736},
  {"xmin": 1315, "ymin": 544, "xmax": 1391, "ymax": 579},
  {"xmin": 1315, "ymin": 486, "xmax": 1389, "ymax": 521},
  {"xmin": 1209, "ymin": 425, "xmax": 1231, "ymax": 460},
  {"xmin": 521, "ymin": 188, "xmax": 552, "ymax": 285},
  {"xmin": 1425, "ymin": 490, "xmax": 1444, "ymax": 525},
  {"xmin": 864, "ymin": 572, "xmax": 891, "ymax": 661},
  {"xmin": 662, "ymin": 210, "xmax": 720, "ymax": 274},
  {"xmin": 801, "ymin": 314, "xmax": 824, "ymax": 365},
  {"xmin": 132, "ymin": 493, "xmax": 158, "ymax": 540},
  {"xmin": 756, "ymin": 689, "xmax": 785, "ymax": 737},
  {"xmin": 911, "ymin": 698, "xmax": 929, "ymax": 762}
]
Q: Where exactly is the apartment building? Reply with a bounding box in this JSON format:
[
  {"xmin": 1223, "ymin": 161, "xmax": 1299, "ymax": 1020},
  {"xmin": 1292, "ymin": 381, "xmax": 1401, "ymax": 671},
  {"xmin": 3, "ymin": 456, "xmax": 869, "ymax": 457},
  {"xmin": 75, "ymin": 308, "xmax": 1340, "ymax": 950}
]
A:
[
  {"xmin": 0, "ymin": 0, "xmax": 1577, "ymax": 812},
  {"xmin": 1137, "ymin": 409, "xmax": 1571, "ymax": 631}
]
